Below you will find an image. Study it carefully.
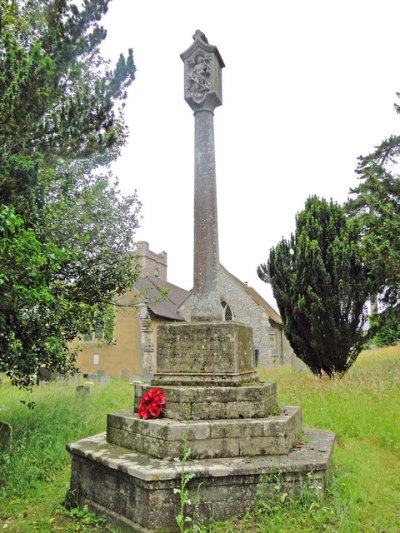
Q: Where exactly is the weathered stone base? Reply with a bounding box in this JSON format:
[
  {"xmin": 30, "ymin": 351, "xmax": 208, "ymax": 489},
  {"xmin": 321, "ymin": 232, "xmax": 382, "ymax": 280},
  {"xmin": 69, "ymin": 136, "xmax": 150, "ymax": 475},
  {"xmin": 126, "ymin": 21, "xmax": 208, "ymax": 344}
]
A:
[
  {"xmin": 107, "ymin": 406, "xmax": 301, "ymax": 460},
  {"xmin": 134, "ymin": 382, "xmax": 278, "ymax": 420},
  {"xmin": 67, "ymin": 429, "xmax": 335, "ymax": 532}
]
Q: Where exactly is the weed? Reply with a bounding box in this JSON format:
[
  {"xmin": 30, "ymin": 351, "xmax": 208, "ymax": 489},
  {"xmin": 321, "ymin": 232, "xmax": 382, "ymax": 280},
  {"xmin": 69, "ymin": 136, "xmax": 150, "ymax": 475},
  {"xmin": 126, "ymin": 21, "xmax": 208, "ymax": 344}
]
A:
[
  {"xmin": 174, "ymin": 431, "xmax": 195, "ymax": 533},
  {"xmin": 66, "ymin": 505, "xmax": 108, "ymax": 529}
]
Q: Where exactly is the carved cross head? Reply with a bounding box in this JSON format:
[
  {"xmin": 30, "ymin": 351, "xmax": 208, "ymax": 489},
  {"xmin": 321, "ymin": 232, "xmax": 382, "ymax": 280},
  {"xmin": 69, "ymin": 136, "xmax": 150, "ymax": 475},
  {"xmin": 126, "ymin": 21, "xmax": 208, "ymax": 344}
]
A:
[{"xmin": 181, "ymin": 30, "xmax": 225, "ymax": 112}]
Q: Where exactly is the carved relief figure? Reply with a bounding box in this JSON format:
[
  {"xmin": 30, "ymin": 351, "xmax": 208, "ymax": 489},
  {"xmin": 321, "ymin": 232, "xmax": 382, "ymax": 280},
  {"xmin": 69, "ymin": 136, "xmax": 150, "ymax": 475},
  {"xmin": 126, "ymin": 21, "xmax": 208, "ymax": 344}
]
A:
[{"xmin": 189, "ymin": 54, "xmax": 211, "ymax": 101}]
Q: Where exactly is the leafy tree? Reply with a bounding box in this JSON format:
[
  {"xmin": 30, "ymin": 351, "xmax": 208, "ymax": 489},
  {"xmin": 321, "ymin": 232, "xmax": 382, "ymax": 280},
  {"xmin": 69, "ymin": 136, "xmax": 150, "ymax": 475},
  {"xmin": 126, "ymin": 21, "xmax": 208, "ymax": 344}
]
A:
[
  {"xmin": 0, "ymin": 0, "xmax": 140, "ymax": 388},
  {"xmin": 258, "ymin": 196, "xmax": 369, "ymax": 376},
  {"xmin": 0, "ymin": 206, "xmax": 71, "ymax": 387},
  {"xmin": 346, "ymin": 99, "xmax": 400, "ymax": 343}
]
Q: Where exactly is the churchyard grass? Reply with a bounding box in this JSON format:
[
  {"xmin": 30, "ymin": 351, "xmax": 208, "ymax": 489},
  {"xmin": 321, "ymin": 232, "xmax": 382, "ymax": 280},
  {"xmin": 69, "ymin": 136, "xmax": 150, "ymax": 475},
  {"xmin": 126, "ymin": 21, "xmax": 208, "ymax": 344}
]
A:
[
  {"xmin": 0, "ymin": 377, "xmax": 133, "ymax": 531},
  {"xmin": 0, "ymin": 345, "xmax": 399, "ymax": 532}
]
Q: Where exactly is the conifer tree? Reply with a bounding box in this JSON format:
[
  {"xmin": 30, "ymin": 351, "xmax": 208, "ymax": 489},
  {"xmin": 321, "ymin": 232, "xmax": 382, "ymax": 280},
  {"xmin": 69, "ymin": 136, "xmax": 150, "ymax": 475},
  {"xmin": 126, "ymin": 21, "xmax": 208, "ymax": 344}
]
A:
[
  {"xmin": 258, "ymin": 196, "xmax": 369, "ymax": 376},
  {"xmin": 346, "ymin": 96, "xmax": 400, "ymax": 344}
]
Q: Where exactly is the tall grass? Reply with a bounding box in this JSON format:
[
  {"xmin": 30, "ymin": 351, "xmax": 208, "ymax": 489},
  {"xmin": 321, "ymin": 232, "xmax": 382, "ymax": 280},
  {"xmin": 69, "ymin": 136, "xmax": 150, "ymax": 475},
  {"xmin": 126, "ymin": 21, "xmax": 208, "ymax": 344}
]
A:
[
  {"xmin": 0, "ymin": 346, "xmax": 399, "ymax": 532},
  {"xmin": 258, "ymin": 345, "xmax": 400, "ymax": 453},
  {"xmin": 0, "ymin": 379, "xmax": 132, "ymax": 499}
]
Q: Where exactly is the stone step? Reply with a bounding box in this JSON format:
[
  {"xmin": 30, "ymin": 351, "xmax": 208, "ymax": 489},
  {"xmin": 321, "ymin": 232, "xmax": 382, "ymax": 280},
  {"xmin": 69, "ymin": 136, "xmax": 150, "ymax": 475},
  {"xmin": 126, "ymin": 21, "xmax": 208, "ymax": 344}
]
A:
[
  {"xmin": 134, "ymin": 382, "xmax": 278, "ymax": 420},
  {"xmin": 107, "ymin": 405, "xmax": 302, "ymax": 460},
  {"xmin": 67, "ymin": 428, "xmax": 335, "ymax": 532}
]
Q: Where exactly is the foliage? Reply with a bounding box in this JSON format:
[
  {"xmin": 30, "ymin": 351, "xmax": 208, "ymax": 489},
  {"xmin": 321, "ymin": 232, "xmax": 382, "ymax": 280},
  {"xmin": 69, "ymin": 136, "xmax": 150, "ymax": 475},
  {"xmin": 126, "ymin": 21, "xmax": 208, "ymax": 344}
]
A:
[
  {"xmin": 346, "ymin": 94, "xmax": 400, "ymax": 343},
  {"xmin": 0, "ymin": 205, "xmax": 77, "ymax": 387},
  {"xmin": 0, "ymin": 0, "xmax": 135, "ymax": 202},
  {"xmin": 173, "ymin": 433, "xmax": 195, "ymax": 533},
  {"xmin": 370, "ymin": 311, "xmax": 400, "ymax": 346},
  {"xmin": 0, "ymin": 0, "xmax": 140, "ymax": 388},
  {"xmin": 258, "ymin": 196, "xmax": 369, "ymax": 376},
  {"xmin": 64, "ymin": 503, "xmax": 109, "ymax": 530}
]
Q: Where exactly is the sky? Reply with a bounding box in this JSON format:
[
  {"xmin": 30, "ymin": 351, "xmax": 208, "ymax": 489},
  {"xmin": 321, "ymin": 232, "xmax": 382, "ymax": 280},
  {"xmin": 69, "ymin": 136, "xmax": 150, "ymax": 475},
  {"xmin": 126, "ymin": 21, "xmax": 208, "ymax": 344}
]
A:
[{"xmin": 101, "ymin": 0, "xmax": 400, "ymax": 307}]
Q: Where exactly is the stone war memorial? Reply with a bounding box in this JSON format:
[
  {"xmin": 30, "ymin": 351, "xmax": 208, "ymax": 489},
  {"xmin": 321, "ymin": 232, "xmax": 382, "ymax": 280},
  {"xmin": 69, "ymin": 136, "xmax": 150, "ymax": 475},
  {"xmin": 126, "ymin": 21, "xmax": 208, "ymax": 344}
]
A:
[{"xmin": 67, "ymin": 31, "xmax": 335, "ymax": 531}]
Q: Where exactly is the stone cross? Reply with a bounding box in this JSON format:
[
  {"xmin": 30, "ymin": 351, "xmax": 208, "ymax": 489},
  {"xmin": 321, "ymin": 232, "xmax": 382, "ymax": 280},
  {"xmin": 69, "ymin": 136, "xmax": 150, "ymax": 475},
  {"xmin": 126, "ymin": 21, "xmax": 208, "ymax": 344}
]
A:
[{"xmin": 181, "ymin": 31, "xmax": 225, "ymax": 321}]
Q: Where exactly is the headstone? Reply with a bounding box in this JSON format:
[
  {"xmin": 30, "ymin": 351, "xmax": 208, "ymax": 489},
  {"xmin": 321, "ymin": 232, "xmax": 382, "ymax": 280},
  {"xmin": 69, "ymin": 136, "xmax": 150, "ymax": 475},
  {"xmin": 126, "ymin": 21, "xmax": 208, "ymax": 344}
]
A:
[
  {"xmin": 142, "ymin": 371, "xmax": 153, "ymax": 383},
  {"xmin": 37, "ymin": 367, "xmax": 54, "ymax": 382},
  {"xmin": 120, "ymin": 368, "xmax": 131, "ymax": 381},
  {"xmin": 67, "ymin": 31, "xmax": 335, "ymax": 532},
  {"xmin": 76, "ymin": 385, "xmax": 91, "ymax": 397},
  {"xmin": 0, "ymin": 421, "xmax": 12, "ymax": 450}
]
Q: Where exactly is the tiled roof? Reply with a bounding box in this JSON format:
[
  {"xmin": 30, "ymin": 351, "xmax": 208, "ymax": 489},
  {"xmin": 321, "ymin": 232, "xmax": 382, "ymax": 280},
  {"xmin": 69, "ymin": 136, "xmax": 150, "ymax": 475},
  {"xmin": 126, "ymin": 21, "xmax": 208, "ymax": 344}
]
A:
[{"xmin": 134, "ymin": 277, "xmax": 190, "ymax": 321}]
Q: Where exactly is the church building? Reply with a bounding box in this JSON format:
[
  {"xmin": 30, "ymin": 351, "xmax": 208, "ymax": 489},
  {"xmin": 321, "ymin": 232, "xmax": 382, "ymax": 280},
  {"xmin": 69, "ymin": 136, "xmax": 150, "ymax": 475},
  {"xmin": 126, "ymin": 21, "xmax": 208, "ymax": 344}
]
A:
[{"xmin": 75, "ymin": 242, "xmax": 299, "ymax": 379}]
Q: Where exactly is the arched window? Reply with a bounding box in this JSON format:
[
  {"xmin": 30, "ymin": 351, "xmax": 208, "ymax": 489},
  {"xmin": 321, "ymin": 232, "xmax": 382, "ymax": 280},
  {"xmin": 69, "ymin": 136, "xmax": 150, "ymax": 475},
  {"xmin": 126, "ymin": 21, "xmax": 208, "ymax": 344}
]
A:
[{"xmin": 221, "ymin": 300, "xmax": 233, "ymax": 321}]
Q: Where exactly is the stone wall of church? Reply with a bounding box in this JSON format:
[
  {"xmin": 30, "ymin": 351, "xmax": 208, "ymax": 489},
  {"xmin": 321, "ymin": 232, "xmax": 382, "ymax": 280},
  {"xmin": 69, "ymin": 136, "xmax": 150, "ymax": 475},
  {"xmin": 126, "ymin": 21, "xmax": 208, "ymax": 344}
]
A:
[{"xmin": 219, "ymin": 270, "xmax": 281, "ymax": 367}]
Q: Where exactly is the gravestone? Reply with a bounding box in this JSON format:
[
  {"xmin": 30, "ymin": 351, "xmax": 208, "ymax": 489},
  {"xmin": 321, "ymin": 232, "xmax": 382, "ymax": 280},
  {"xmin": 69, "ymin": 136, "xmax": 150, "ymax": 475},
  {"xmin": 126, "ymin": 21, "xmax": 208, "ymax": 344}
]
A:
[
  {"xmin": 76, "ymin": 385, "xmax": 91, "ymax": 397},
  {"xmin": 0, "ymin": 422, "xmax": 12, "ymax": 450},
  {"xmin": 67, "ymin": 31, "xmax": 335, "ymax": 531},
  {"xmin": 120, "ymin": 368, "xmax": 131, "ymax": 381},
  {"xmin": 37, "ymin": 367, "xmax": 55, "ymax": 382}
]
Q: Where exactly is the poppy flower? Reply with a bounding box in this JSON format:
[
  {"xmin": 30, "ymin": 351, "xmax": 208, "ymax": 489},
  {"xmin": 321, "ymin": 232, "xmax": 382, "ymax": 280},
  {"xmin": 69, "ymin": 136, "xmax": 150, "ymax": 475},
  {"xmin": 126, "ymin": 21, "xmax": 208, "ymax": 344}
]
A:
[{"xmin": 137, "ymin": 388, "xmax": 166, "ymax": 419}]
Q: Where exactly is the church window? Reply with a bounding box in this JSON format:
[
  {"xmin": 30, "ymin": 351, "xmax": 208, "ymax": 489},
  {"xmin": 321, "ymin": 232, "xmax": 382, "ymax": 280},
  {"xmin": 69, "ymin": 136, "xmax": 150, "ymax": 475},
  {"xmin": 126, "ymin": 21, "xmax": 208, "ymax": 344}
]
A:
[
  {"xmin": 253, "ymin": 348, "xmax": 259, "ymax": 366},
  {"xmin": 221, "ymin": 300, "xmax": 234, "ymax": 321}
]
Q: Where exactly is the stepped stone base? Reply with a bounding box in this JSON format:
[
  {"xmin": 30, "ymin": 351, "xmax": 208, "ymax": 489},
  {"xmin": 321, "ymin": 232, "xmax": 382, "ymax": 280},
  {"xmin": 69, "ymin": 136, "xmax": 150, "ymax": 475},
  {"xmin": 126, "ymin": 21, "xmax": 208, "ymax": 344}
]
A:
[
  {"xmin": 107, "ymin": 406, "xmax": 301, "ymax": 460},
  {"xmin": 67, "ymin": 320, "xmax": 335, "ymax": 530},
  {"xmin": 134, "ymin": 382, "xmax": 277, "ymax": 420},
  {"xmin": 67, "ymin": 429, "xmax": 335, "ymax": 532}
]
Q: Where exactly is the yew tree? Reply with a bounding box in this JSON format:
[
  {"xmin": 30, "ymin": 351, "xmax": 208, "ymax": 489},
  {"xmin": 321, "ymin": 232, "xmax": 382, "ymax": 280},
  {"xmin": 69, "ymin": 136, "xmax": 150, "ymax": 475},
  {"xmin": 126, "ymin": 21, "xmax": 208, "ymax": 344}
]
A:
[{"xmin": 258, "ymin": 196, "xmax": 369, "ymax": 376}]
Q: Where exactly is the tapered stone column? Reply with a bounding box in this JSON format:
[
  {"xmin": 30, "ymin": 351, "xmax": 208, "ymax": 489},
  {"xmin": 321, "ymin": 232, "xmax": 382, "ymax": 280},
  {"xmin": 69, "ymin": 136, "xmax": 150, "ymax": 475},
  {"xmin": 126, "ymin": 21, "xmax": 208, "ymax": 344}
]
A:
[{"xmin": 181, "ymin": 30, "xmax": 224, "ymax": 321}]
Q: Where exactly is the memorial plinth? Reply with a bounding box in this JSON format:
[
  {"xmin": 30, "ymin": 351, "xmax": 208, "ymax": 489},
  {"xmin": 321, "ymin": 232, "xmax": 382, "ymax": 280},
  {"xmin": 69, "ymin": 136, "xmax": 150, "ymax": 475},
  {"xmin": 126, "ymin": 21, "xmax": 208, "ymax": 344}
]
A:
[
  {"xmin": 152, "ymin": 321, "xmax": 259, "ymax": 386},
  {"xmin": 67, "ymin": 31, "xmax": 335, "ymax": 532}
]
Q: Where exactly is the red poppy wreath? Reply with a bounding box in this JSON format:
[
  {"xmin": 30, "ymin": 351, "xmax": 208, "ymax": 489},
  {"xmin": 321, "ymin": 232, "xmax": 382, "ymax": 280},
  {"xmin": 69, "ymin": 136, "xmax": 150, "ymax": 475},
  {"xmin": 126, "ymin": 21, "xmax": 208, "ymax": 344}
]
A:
[{"xmin": 137, "ymin": 388, "xmax": 166, "ymax": 419}]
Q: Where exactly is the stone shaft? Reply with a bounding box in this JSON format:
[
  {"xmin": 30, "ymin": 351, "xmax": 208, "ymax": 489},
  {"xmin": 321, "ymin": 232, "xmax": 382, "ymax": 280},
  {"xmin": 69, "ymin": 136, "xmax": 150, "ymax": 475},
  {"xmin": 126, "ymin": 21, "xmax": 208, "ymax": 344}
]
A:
[{"xmin": 192, "ymin": 109, "xmax": 223, "ymax": 321}]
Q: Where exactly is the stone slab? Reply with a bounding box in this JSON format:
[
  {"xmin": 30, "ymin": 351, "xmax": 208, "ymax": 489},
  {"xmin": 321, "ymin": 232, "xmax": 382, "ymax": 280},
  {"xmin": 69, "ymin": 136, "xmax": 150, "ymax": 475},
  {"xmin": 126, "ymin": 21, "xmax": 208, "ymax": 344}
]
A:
[
  {"xmin": 153, "ymin": 322, "xmax": 258, "ymax": 386},
  {"xmin": 107, "ymin": 406, "xmax": 302, "ymax": 460},
  {"xmin": 67, "ymin": 428, "xmax": 335, "ymax": 532},
  {"xmin": 134, "ymin": 382, "xmax": 277, "ymax": 420}
]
